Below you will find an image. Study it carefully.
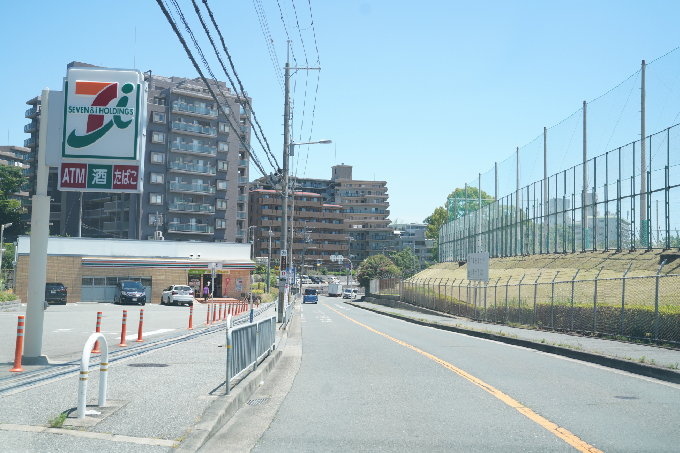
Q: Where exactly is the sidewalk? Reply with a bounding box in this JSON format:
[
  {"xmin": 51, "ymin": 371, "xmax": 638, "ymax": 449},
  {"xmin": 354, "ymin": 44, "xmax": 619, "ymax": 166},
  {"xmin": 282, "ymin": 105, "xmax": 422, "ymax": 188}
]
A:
[
  {"xmin": 350, "ymin": 299, "xmax": 680, "ymax": 381},
  {"xmin": 0, "ymin": 304, "xmax": 282, "ymax": 452}
]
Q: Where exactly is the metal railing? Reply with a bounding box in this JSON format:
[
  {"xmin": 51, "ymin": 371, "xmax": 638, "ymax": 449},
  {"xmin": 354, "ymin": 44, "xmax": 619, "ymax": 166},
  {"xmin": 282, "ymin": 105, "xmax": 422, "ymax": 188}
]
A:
[
  {"xmin": 399, "ymin": 270, "xmax": 680, "ymax": 345},
  {"xmin": 168, "ymin": 161, "xmax": 216, "ymax": 175},
  {"xmin": 225, "ymin": 315, "xmax": 276, "ymax": 394},
  {"xmin": 171, "ymin": 121, "xmax": 217, "ymax": 137},
  {"xmin": 170, "ymin": 140, "xmax": 217, "ymax": 156},
  {"xmin": 169, "ymin": 181, "xmax": 216, "ymax": 194},
  {"xmin": 168, "ymin": 202, "xmax": 215, "ymax": 213},
  {"xmin": 171, "ymin": 101, "xmax": 218, "ymax": 117},
  {"xmin": 167, "ymin": 223, "xmax": 214, "ymax": 234}
]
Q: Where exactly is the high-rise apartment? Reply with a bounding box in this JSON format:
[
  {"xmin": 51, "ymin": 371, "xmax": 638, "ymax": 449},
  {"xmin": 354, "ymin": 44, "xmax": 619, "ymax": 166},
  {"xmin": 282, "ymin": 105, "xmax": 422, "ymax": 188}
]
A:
[
  {"xmin": 391, "ymin": 223, "xmax": 435, "ymax": 270},
  {"xmin": 22, "ymin": 62, "xmax": 251, "ymax": 242}
]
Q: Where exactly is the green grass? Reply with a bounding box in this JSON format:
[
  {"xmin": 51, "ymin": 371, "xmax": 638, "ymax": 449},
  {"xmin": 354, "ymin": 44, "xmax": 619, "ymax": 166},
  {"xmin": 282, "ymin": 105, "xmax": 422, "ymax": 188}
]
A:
[
  {"xmin": 0, "ymin": 291, "xmax": 18, "ymax": 302},
  {"xmin": 47, "ymin": 412, "xmax": 67, "ymax": 428}
]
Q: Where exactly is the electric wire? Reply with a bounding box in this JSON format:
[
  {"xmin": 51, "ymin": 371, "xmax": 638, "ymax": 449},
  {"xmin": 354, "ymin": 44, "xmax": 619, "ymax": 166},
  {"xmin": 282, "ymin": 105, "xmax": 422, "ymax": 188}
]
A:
[
  {"xmin": 157, "ymin": 0, "xmax": 269, "ymax": 177},
  {"xmin": 252, "ymin": 0, "xmax": 285, "ymax": 90},
  {"xmin": 190, "ymin": 0, "xmax": 279, "ymax": 172},
  {"xmin": 199, "ymin": 0, "xmax": 281, "ymax": 170}
]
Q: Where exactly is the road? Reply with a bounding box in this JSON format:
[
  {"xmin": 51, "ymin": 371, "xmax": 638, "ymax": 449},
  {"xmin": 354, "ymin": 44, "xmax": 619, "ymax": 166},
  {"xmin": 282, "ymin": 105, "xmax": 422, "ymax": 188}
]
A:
[{"xmin": 244, "ymin": 295, "xmax": 680, "ymax": 452}]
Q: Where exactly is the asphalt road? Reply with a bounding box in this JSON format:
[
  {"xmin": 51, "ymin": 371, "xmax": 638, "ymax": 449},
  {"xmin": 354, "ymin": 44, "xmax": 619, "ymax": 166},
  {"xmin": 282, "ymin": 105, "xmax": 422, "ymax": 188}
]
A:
[
  {"xmin": 0, "ymin": 301, "xmax": 251, "ymax": 377},
  {"xmin": 250, "ymin": 295, "xmax": 680, "ymax": 452}
]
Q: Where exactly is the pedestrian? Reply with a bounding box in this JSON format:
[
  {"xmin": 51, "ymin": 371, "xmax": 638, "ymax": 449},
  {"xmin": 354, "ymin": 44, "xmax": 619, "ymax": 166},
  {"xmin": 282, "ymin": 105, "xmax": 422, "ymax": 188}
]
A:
[{"xmin": 203, "ymin": 284, "xmax": 209, "ymax": 302}]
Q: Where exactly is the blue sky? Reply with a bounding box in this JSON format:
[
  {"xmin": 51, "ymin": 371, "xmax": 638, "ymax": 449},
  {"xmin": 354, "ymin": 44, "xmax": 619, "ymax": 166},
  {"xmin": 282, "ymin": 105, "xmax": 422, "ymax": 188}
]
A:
[{"xmin": 2, "ymin": 0, "xmax": 679, "ymax": 224}]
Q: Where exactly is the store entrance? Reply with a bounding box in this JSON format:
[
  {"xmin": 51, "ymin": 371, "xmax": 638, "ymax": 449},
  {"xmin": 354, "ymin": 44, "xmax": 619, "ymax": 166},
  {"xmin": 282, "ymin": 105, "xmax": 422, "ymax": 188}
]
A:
[{"xmin": 201, "ymin": 273, "xmax": 222, "ymax": 298}]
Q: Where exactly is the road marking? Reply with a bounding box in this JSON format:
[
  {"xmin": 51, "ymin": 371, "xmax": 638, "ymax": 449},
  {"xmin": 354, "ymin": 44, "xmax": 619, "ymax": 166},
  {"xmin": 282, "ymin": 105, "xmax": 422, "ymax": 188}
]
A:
[
  {"xmin": 124, "ymin": 328, "xmax": 175, "ymax": 340},
  {"xmin": 0, "ymin": 423, "xmax": 177, "ymax": 447},
  {"xmin": 324, "ymin": 303, "xmax": 602, "ymax": 453}
]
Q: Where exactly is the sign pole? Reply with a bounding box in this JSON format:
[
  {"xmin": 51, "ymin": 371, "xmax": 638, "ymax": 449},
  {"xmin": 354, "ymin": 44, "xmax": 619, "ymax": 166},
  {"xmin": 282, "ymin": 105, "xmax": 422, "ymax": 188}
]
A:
[{"xmin": 24, "ymin": 89, "xmax": 52, "ymax": 363}]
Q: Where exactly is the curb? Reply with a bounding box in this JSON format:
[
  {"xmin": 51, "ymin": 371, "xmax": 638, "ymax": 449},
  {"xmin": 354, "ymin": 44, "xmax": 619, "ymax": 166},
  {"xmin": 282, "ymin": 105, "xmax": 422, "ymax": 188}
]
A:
[
  {"xmin": 347, "ymin": 301, "xmax": 680, "ymax": 385},
  {"xmin": 176, "ymin": 330, "xmax": 286, "ymax": 452}
]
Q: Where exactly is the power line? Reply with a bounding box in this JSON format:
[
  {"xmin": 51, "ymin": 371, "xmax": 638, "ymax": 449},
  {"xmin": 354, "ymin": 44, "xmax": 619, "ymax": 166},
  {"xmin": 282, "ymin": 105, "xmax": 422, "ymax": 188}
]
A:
[
  {"xmin": 157, "ymin": 0, "xmax": 270, "ymax": 177},
  {"xmin": 190, "ymin": 0, "xmax": 280, "ymax": 171},
  {"xmin": 252, "ymin": 0, "xmax": 285, "ymax": 90},
  {"xmin": 199, "ymin": 0, "xmax": 281, "ymax": 170}
]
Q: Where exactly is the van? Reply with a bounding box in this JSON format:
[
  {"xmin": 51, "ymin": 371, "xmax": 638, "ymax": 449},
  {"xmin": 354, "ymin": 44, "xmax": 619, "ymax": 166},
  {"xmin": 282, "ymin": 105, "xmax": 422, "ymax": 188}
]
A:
[{"xmin": 303, "ymin": 288, "xmax": 318, "ymax": 304}]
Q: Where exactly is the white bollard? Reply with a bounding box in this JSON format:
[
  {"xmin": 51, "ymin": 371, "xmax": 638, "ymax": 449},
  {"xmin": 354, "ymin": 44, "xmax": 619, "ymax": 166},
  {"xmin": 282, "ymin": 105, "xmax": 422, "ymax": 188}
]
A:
[{"xmin": 78, "ymin": 332, "xmax": 109, "ymax": 418}]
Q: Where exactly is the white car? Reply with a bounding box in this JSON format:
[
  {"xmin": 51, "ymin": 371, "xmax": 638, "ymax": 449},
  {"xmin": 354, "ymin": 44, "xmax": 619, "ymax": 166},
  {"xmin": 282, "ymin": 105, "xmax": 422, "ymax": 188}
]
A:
[
  {"xmin": 161, "ymin": 285, "xmax": 195, "ymax": 306},
  {"xmin": 342, "ymin": 288, "xmax": 358, "ymax": 299}
]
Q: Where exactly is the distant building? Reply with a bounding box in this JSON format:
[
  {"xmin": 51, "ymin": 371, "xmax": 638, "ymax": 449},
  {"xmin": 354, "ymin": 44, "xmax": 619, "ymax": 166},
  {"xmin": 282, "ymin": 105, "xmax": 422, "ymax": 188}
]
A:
[
  {"xmin": 0, "ymin": 145, "xmax": 30, "ymax": 201},
  {"xmin": 391, "ymin": 223, "xmax": 435, "ymax": 269}
]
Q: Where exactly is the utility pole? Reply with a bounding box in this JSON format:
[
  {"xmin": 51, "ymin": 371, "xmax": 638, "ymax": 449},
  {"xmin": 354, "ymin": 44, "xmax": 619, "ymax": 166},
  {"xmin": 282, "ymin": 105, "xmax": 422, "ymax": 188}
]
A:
[
  {"xmin": 583, "ymin": 100, "xmax": 588, "ymax": 250},
  {"xmin": 478, "ymin": 173, "xmax": 482, "ymax": 252},
  {"xmin": 543, "ymin": 127, "xmax": 547, "ymax": 254},
  {"xmin": 267, "ymin": 227, "xmax": 273, "ymax": 293},
  {"xmin": 641, "ymin": 59, "xmax": 647, "ymax": 247},
  {"xmin": 516, "ymin": 147, "xmax": 519, "ymax": 255},
  {"xmin": 278, "ymin": 42, "xmax": 292, "ymax": 322}
]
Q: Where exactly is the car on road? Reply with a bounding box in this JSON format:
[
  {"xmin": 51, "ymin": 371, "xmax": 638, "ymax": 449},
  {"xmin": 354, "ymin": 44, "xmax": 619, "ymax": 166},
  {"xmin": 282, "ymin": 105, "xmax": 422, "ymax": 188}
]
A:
[
  {"xmin": 114, "ymin": 280, "xmax": 147, "ymax": 305},
  {"xmin": 45, "ymin": 283, "xmax": 68, "ymax": 305},
  {"xmin": 161, "ymin": 285, "xmax": 194, "ymax": 306},
  {"xmin": 303, "ymin": 288, "xmax": 318, "ymax": 304},
  {"xmin": 342, "ymin": 288, "xmax": 358, "ymax": 299}
]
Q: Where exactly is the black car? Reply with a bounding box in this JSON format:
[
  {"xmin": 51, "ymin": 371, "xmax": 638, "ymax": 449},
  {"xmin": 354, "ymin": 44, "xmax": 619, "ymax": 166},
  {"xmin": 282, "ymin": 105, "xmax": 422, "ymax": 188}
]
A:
[
  {"xmin": 114, "ymin": 280, "xmax": 147, "ymax": 305},
  {"xmin": 45, "ymin": 283, "xmax": 68, "ymax": 305}
]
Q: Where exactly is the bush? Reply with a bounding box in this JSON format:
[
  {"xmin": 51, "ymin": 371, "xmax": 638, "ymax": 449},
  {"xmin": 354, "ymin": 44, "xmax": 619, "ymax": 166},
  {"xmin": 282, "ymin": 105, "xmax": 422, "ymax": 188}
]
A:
[
  {"xmin": 0, "ymin": 291, "xmax": 17, "ymax": 302},
  {"xmin": 356, "ymin": 255, "xmax": 400, "ymax": 288}
]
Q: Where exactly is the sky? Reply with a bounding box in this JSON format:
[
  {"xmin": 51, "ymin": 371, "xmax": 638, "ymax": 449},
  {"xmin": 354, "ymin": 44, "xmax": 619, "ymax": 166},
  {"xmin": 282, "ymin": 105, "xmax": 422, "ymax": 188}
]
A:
[{"xmin": 2, "ymin": 0, "xmax": 680, "ymax": 224}]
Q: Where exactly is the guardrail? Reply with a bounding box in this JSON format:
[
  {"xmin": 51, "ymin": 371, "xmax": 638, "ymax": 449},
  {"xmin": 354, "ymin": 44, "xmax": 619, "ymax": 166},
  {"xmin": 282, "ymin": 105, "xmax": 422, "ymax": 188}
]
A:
[
  {"xmin": 225, "ymin": 314, "xmax": 276, "ymax": 395},
  {"xmin": 282, "ymin": 301, "xmax": 293, "ymax": 328}
]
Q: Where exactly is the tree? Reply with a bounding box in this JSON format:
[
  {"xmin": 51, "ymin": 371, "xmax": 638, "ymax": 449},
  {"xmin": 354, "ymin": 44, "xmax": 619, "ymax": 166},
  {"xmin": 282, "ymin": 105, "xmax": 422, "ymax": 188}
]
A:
[
  {"xmin": 388, "ymin": 247, "xmax": 417, "ymax": 276},
  {"xmin": 356, "ymin": 255, "xmax": 400, "ymax": 288},
  {"xmin": 0, "ymin": 166, "xmax": 26, "ymax": 238}
]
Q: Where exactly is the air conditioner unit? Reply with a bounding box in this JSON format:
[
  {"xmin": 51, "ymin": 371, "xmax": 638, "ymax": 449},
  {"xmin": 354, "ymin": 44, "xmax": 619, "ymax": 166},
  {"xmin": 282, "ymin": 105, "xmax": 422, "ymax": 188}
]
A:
[{"xmin": 154, "ymin": 231, "xmax": 164, "ymax": 241}]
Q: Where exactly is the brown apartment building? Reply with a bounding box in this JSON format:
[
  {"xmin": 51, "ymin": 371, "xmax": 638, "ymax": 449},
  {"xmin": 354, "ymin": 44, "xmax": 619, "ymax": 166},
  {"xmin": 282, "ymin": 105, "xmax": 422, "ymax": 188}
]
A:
[{"xmin": 249, "ymin": 189, "xmax": 348, "ymax": 272}]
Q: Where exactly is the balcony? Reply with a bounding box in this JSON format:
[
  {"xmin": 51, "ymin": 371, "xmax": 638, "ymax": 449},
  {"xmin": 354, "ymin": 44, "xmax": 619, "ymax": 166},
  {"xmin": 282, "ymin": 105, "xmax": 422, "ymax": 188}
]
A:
[
  {"xmin": 103, "ymin": 221, "xmax": 129, "ymax": 232},
  {"xmin": 172, "ymin": 101, "xmax": 218, "ymax": 118},
  {"xmin": 167, "ymin": 223, "xmax": 214, "ymax": 234},
  {"xmin": 236, "ymin": 211, "xmax": 247, "ymax": 219},
  {"xmin": 237, "ymin": 194, "xmax": 247, "ymax": 202},
  {"xmin": 24, "ymin": 137, "xmax": 36, "ymax": 148},
  {"xmin": 169, "ymin": 181, "xmax": 215, "ymax": 194},
  {"xmin": 171, "ymin": 121, "xmax": 216, "ymax": 137},
  {"xmin": 24, "ymin": 121, "xmax": 38, "ymax": 133},
  {"xmin": 238, "ymin": 176, "xmax": 248, "ymax": 185},
  {"xmin": 236, "ymin": 229, "xmax": 246, "ymax": 237},
  {"xmin": 239, "ymin": 142, "xmax": 247, "ymax": 151},
  {"xmin": 169, "ymin": 141, "xmax": 216, "ymax": 156},
  {"xmin": 168, "ymin": 161, "xmax": 216, "ymax": 175},
  {"xmin": 238, "ymin": 159, "xmax": 248, "ymax": 167},
  {"xmin": 168, "ymin": 202, "xmax": 215, "ymax": 214},
  {"xmin": 25, "ymin": 106, "xmax": 39, "ymax": 119}
]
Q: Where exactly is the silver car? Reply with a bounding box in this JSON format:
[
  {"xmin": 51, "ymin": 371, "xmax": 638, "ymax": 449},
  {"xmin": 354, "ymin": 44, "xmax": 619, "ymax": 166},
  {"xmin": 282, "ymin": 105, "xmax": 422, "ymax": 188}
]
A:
[{"xmin": 161, "ymin": 285, "xmax": 194, "ymax": 306}]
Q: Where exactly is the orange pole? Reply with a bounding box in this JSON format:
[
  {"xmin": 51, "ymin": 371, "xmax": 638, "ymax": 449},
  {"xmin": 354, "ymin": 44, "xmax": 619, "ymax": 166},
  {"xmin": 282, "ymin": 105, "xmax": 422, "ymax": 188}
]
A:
[
  {"xmin": 188, "ymin": 305, "xmax": 194, "ymax": 330},
  {"xmin": 136, "ymin": 309, "xmax": 144, "ymax": 342},
  {"xmin": 92, "ymin": 312, "xmax": 102, "ymax": 353},
  {"xmin": 206, "ymin": 303, "xmax": 211, "ymax": 325},
  {"xmin": 119, "ymin": 310, "xmax": 128, "ymax": 347},
  {"xmin": 10, "ymin": 316, "xmax": 25, "ymax": 372},
  {"xmin": 221, "ymin": 302, "xmax": 225, "ymax": 320},
  {"xmin": 217, "ymin": 302, "xmax": 222, "ymax": 321},
  {"xmin": 212, "ymin": 303, "xmax": 217, "ymax": 323}
]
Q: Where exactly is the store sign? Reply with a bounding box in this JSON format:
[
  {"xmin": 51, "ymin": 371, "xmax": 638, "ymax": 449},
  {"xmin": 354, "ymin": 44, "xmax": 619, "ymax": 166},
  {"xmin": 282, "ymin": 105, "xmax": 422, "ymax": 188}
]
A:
[{"xmin": 58, "ymin": 67, "xmax": 146, "ymax": 193}]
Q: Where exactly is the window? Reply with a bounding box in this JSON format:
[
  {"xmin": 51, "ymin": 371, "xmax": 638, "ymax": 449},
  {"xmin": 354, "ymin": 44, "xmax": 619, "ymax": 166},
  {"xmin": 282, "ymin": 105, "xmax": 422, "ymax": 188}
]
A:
[
  {"xmin": 150, "ymin": 173, "xmax": 164, "ymax": 184},
  {"xmin": 152, "ymin": 132, "xmax": 165, "ymax": 144},
  {"xmin": 218, "ymin": 160, "xmax": 228, "ymax": 171},
  {"xmin": 149, "ymin": 214, "xmax": 162, "ymax": 226},
  {"xmin": 153, "ymin": 97, "xmax": 166, "ymax": 106},
  {"xmin": 218, "ymin": 142, "xmax": 229, "ymax": 152},
  {"xmin": 153, "ymin": 112, "xmax": 165, "ymax": 123},
  {"xmin": 151, "ymin": 152, "xmax": 164, "ymax": 164},
  {"xmin": 217, "ymin": 180, "xmax": 227, "ymax": 190},
  {"xmin": 219, "ymin": 122, "xmax": 228, "ymax": 133},
  {"xmin": 216, "ymin": 219, "xmax": 226, "ymax": 229},
  {"xmin": 150, "ymin": 193, "xmax": 163, "ymax": 205},
  {"xmin": 216, "ymin": 199, "xmax": 227, "ymax": 210}
]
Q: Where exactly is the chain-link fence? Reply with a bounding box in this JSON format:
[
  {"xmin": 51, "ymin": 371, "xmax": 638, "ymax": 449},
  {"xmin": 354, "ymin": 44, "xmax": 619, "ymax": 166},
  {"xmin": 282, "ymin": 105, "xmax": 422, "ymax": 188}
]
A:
[{"xmin": 399, "ymin": 273, "xmax": 680, "ymax": 345}]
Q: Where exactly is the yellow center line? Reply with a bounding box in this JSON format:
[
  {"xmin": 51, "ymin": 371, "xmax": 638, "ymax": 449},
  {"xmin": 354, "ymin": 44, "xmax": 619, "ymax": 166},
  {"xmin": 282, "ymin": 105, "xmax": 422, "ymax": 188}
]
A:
[{"xmin": 323, "ymin": 303, "xmax": 602, "ymax": 453}]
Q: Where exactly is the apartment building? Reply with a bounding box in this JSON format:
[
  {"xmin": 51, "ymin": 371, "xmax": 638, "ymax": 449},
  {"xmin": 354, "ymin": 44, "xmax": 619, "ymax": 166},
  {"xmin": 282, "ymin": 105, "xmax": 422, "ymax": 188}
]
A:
[
  {"xmin": 391, "ymin": 223, "xmax": 435, "ymax": 269},
  {"xmin": 251, "ymin": 164, "xmax": 392, "ymax": 264},
  {"xmin": 0, "ymin": 146, "xmax": 30, "ymax": 200},
  {"xmin": 22, "ymin": 62, "xmax": 251, "ymax": 242},
  {"xmin": 249, "ymin": 189, "xmax": 348, "ymax": 270}
]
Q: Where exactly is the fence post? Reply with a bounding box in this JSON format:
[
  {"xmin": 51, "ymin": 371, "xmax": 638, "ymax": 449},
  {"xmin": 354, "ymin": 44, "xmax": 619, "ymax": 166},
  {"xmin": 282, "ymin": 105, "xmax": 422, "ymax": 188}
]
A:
[
  {"xmin": 484, "ymin": 280, "xmax": 488, "ymax": 321},
  {"xmin": 593, "ymin": 267, "xmax": 603, "ymax": 334},
  {"xmin": 518, "ymin": 274, "xmax": 526, "ymax": 324},
  {"xmin": 505, "ymin": 276, "xmax": 511, "ymax": 323},
  {"xmin": 571, "ymin": 269, "xmax": 580, "ymax": 331},
  {"xmin": 494, "ymin": 277, "xmax": 501, "ymax": 323},
  {"xmin": 655, "ymin": 260, "xmax": 667, "ymax": 341},
  {"xmin": 225, "ymin": 316, "xmax": 232, "ymax": 395},
  {"xmin": 438, "ymin": 279, "xmax": 442, "ymax": 311},
  {"xmin": 533, "ymin": 273, "xmax": 541, "ymax": 326},
  {"xmin": 621, "ymin": 262, "xmax": 632, "ymax": 336},
  {"xmin": 550, "ymin": 271, "xmax": 560, "ymax": 330}
]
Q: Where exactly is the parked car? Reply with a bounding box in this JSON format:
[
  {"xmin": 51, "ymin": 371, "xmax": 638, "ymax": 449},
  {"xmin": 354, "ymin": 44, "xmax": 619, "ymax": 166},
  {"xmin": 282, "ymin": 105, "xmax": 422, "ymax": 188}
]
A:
[
  {"xmin": 45, "ymin": 283, "xmax": 67, "ymax": 305},
  {"xmin": 342, "ymin": 288, "xmax": 358, "ymax": 299},
  {"xmin": 161, "ymin": 285, "xmax": 194, "ymax": 306},
  {"xmin": 303, "ymin": 288, "xmax": 318, "ymax": 304},
  {"xmin": 114, "ymin": 280, "xmax": 146, "ymax": 305}
]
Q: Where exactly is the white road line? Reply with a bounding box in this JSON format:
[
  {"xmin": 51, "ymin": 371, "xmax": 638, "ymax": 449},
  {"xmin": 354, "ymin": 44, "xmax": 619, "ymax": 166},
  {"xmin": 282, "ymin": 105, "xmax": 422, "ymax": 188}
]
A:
[{"xmin": 124, "ymin": 328, "xmax": 175, "ymax": 340}]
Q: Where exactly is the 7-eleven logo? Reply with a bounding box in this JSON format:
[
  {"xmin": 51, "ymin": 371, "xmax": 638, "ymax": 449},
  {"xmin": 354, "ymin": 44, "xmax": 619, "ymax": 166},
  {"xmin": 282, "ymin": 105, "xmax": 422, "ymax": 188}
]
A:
[{"xmin": 65, "ymin": 81, "xmax": 135, "ymax": 149}]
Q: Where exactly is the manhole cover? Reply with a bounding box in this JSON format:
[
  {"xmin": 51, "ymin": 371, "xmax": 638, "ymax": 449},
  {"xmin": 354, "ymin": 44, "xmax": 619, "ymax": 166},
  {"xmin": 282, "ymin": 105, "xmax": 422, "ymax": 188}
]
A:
[
  {"xmin": 614, "ymin": 396, "xmax": 639, "ymax": 400},
  {"xmin": 128, "ymin": 363, "xmax": 169, "ymax": 368},
  {"xmin": 247, "ymin": 398, "xmax": 270, "ymax": 406}
]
